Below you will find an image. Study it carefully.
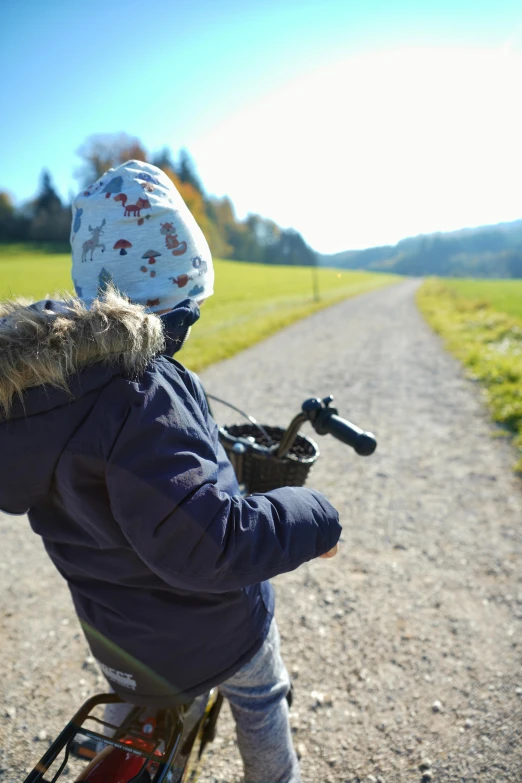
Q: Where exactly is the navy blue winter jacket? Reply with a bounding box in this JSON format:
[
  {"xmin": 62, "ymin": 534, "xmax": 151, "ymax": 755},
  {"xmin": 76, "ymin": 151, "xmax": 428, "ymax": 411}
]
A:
[{"xmin": 0, "ymin": 293, "xmax": 341, "ymax": 704}]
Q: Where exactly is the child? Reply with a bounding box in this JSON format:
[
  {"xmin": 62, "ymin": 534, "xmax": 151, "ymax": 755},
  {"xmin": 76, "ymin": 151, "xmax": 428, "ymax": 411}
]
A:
[{"xmin": 0, "ymin": 161, "xmax": 341, "ymax": 783}]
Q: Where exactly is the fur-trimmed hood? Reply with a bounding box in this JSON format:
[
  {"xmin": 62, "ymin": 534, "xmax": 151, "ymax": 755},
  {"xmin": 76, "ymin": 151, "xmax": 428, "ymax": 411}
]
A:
[
  {"xmin": 0, "ymin": 289, "xmax": 200, "ymax": 513},
  {"xmin": 0, "ymin": 288, "xmax": 199, "ymax": 418}
]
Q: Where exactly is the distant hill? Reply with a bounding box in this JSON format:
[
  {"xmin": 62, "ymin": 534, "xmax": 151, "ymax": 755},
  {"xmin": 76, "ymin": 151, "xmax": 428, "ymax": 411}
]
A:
[{"xmin": 319, "ymin": 220, "xmax": 522, "ymax": 278}]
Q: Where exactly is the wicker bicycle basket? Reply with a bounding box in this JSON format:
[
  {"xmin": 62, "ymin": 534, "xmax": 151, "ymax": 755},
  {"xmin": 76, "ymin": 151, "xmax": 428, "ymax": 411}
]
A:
[{"xmin": 218, "ymin": 423, "xmax": 319, "ymax": 493}]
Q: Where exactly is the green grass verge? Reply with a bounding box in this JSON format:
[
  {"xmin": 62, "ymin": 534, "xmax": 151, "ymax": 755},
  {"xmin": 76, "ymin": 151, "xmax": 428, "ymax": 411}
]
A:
[
  {"xmin": 0, "ymin": 243, "xmax": 398, "ymax": 372},
  {"xmin": 417, "ymin": 278, "xmax": 522, "ymax": 473},
  {"xmin": 443, "ymin": 278, "xmax": 522, "ymax": 322}
]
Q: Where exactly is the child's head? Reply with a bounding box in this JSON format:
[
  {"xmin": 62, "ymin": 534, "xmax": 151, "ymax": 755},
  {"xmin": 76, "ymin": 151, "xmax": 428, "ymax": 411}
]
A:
[{"xmin": 70, "ymin": 161, "xmax": 214, "ymax": 312}]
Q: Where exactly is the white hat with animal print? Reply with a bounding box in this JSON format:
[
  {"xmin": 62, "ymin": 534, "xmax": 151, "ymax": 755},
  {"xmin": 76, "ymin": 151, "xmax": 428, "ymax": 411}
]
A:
[{"xmin": 70, "ymin": 160, "xmax": 214, "ymax": 312}]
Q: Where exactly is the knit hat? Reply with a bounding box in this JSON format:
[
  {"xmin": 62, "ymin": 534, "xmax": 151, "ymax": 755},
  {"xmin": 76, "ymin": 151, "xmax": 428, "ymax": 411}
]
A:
[{"xmin": 70, "ymin": 161, "xmax": 214, "ymax": 312}]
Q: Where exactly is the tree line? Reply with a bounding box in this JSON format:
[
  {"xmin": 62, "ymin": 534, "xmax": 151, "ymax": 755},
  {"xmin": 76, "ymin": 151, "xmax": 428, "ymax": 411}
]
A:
[
  {"xmin": 320, "ymin": 222, "xmax": 522, "ymax": 278},
  {"xmin": 0, "ymin": 133, "xmax": 317, "ymax": 267}
]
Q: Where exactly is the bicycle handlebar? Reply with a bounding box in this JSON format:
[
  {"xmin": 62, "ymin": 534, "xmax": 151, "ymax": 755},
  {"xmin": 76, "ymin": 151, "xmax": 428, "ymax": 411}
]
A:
[
  {"xmin": 313, "ymin": 411, "xmax": 377, "ymax": 455},
  {"xmin": 208, "ymin": 392, "xmax": 377, "ymax": 459},
  {"xmin": 301, "ymin": 396, "xmax": 377, "ymax": 456}
]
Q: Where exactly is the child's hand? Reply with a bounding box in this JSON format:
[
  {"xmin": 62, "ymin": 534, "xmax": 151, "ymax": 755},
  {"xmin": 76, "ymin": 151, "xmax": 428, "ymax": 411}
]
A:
[{"xmin": 319, "ymin": 543, "xmax": 339, "ymax": 559}]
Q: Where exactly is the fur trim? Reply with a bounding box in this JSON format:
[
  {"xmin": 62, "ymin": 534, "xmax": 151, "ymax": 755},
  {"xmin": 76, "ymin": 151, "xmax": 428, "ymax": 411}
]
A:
[{"xmin": 0, "ymin": 286, "xmax": 165, "ymax": 416}]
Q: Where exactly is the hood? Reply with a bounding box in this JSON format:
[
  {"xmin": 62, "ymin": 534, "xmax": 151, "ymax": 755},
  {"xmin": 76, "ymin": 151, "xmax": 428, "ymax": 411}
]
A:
[{"xmin": 0, "ymin": 288, "xmax": 200, "ymax": 513}]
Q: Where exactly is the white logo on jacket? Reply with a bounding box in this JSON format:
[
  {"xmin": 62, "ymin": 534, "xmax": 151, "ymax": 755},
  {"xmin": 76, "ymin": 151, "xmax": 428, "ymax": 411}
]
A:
[{"xmin": 98, "ymin": 661, "xmax": 137, "ymax": 690}]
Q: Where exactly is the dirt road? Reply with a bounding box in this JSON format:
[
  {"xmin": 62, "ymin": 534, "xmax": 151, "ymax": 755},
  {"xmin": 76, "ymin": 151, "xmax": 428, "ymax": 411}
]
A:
[{"xmin": 1, "ymin": 279, "xmax": 521, "ymax": 782}]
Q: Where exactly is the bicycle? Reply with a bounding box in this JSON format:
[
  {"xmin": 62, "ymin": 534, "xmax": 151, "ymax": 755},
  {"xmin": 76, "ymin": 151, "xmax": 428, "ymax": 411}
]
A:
[{"xmin": 23, "ymin": 393, "xmax": 377, "ymax": 783}]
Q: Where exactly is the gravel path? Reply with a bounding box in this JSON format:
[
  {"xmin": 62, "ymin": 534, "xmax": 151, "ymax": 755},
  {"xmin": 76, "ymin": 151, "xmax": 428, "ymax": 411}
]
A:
[{"xmin": 1, "ymin": 279, "xmax": 521, "ymax": 782}]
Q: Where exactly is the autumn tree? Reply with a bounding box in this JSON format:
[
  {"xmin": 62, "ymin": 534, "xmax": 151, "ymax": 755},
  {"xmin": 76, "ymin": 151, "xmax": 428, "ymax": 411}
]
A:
[
  {"xmin": 152, "ymin": 147, "xmax": 202, "ymax": 193},
  {"xmin": 76, "ymin": 133, "xmax": 148, "ymax": 187}
]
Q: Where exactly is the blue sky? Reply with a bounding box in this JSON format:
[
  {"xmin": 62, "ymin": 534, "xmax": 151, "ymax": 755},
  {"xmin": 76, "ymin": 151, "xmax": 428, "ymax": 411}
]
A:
[{"xmin": 2, "ymin": 0, "xmax": 522, "ymax": 252}]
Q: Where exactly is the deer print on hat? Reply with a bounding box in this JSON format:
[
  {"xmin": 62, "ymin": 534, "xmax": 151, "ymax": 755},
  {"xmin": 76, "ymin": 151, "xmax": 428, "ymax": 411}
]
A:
[{"xmin": 82, "ymin": 219, "xmax": 106, "ymax": 262}]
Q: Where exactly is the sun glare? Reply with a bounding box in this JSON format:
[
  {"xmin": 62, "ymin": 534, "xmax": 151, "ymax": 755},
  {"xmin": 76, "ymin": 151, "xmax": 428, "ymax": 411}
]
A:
[{"xmin": 192, "ymin": 47, "xmax": 522, "ymax": 253}]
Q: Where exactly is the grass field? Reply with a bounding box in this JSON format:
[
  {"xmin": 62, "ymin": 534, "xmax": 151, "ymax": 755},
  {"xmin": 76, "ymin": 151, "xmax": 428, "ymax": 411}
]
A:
[
  {"xmin": 0, "ymin": 244, "xmax": 74, "ymax": 300},
  {"xmin": 443, "ymin": 279, "xmax": 522, "ymax": 322},
  {"xmin": 0, "ymin": 243, "xmax": 399, "ymax": 371},
  {"xmin": 417, "ymin": 278, "xmax": 522, "ymax": 472}
]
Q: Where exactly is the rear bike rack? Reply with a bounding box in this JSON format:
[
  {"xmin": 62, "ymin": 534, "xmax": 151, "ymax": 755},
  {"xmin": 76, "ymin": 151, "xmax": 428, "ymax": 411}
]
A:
[{"xmin": 23, "ymin": 693, "xmax": 184, "ymax": 783}]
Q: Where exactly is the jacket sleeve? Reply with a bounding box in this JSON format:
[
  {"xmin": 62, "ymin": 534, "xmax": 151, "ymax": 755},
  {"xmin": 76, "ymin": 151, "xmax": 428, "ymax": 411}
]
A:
[{"xmin": 104, "ymin": 365, "xmax": 341, "ymax": 593}]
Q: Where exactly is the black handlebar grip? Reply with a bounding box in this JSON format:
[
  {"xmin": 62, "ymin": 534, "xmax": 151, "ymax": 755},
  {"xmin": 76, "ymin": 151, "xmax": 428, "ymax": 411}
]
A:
[{"xmin": 322, "ymin": 413, "xmax": 377, "ymax": 456}]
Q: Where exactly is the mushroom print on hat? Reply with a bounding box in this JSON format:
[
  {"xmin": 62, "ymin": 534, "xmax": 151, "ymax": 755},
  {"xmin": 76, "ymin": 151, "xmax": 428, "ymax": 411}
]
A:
[{"xmin": 71, "ymin": 161, "xmax": 214, "ymax": 312}]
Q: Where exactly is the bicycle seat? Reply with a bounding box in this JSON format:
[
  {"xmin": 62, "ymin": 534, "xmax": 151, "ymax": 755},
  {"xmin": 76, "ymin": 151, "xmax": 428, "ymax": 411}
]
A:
[{"xmin": 81, "ymin": 625, "xmax": 195, "ymax": 709}]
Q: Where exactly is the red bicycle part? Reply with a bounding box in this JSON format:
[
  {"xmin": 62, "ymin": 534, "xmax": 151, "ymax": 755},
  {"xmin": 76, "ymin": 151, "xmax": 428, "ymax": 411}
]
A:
[{"xmin": 74, "ymin": 744, "xmax": 146, "ymax": 782}]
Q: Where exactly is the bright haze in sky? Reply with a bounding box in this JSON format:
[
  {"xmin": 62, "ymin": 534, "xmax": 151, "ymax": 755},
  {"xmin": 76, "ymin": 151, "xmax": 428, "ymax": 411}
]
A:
[{"xmin": 2, "ymin": 0, "xmax": 522, "ymax": 254}]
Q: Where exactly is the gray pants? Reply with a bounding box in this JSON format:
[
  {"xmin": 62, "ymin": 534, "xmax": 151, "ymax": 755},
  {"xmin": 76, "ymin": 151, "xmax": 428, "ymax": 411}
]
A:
[
  {"xmin": 219, "ymin": 619, "xmax": 302, "ymax": 783},
  {"xmin": 101, "ymin": 619, "xmax": 301, "ymax": 782}
]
